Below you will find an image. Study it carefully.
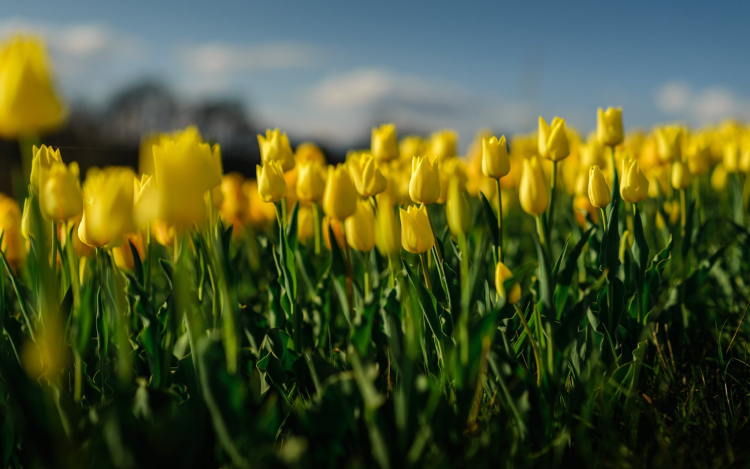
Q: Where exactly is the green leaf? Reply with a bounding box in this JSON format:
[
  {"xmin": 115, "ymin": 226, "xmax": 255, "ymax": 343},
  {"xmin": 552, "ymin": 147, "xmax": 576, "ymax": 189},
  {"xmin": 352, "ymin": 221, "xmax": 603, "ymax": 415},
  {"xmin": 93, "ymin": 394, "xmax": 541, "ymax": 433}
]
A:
[{"xmin": 600, "ymin": 198, "xmax": 620, "ymax": 281}]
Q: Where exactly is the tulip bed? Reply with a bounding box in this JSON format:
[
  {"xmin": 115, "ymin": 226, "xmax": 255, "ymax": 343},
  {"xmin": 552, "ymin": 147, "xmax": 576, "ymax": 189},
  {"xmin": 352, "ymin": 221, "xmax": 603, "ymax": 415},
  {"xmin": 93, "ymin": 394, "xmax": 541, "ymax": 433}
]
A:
[{"xmin": 2, "ymin": 36, "xmax": 750, "ymax": 469}]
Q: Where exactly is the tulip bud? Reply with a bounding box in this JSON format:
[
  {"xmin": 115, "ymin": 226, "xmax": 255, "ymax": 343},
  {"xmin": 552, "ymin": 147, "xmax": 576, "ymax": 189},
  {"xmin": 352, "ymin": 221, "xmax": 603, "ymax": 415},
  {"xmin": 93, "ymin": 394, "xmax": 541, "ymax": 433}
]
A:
[
  {"xmin": 671, "ymin": 160, "xmax": 691, "ymax": 190},
  {"xmin": 495, "ymin": 261, "xmax": 521, "ymax": 304},
  {"xmin": 409, "ymin": 156, "xmax": 440, "ymax": 205},
  {"xmin": 371, "ymin": 123, "xmax": 399, "ymax": 162},
  {"xmin": 244, "ymin": 180, "xmax": 276, "ymax": 228},
  {"xmin": 710, "ymin": 164, "xmax": 728, "ymax": 192},
  {"xmin": 519, "ymin": 156, "xmax": 549, "ymax": 216},
  {"xmin": 256, "ymin": 161, "xmax": 287, "ymax": 203},
  {"xmin": 133, "ymin": 175, "xmax": 160, "ymax": 229},
  {"xmin": 588, "ymin": 165, "xmax": 611, "ymax": 209},
  {"xmin": 0, "ymin": 35, "xmax": 66, "ymax": 139},
  {"xmin": 399, "ymin": 205, "xmax": 434, "ymax": 254},
  {"xmin": 446, "ymin": 178, "xmax": 470, "ymax": 238},
  {"xmin": 29, "ymin": 145, "xmax": 62, "ymax": 191},
  {"xmin": 294, "ymin": 142, "xmax": 326, "ymax": 164},
  {"xmin": 152, "ymin": 219, "xmax": 175, "ymax": 247},
  {"xmin": 597, "ymin": 107, "xmax": 624, "ymax": 146},
  {"xmin": 296, "ymin": 160, "xmax": 327, "ymax": 202},
  {"xmin": 258, "ymin": 128, "xmax": 294, "ymax": 172},
  {"xmin": 573, "ymin": 195, "xmax": 599, "ymax": 228},
  {"xmin": 399, "ymin": 135, "xmax": 425, "ymax": 164},
  {"xmin": 538, "ymin": 116, "xmax": 570, "ymax": 162},
  {"xmin": 219, "ymin": 173, "xmax": 248, "ymax": 228},
  {"xmin": 345, "ymin": 200, "xmax": 376, "ymax": 252},
  {"xmin": 78, "ymin": 167, "xmax": 136, "ymax": 248},
  {"xmin": 297, "ymin": 204, "xmax": 315, "ymax": 243},
  {"xmin": 620, "ymin": 158, "xmax": 649, "ymax": 204},
  {"xmin": 348, "ymin": 152, "xmax": 387, "ymax": 197},
  {"xmin": 428, "ymin": 130, "xmax": 457, "ymax": 161},
  {"xmin": 437, "ymin": 158, "xmax": 466, "ymax": 204},
  {"xmin": 0, "ymin": 194, "xmax": 26, "ymax": 269},
  {"xmin": 112, "ymin": 234, "xmax": 144, "ymax": 270},
  {"xmin": 323, "ymin": 216, "xmax": 345, "ymax": 250},
  {"xmin": 482, "ymin": 136, "xmax": 511, "ymax": 179},
  {"xmin": 376, "ymin": 201, "xmax": 401, "ymax": 257},
  {"xmin": 655, "ymin": 126, "xmax": 683, "ymax": 163},
  {"xmin": 41, "ymin": 162, "xmax": 83, "ymax": 221},
  {"xmin": 723, "ymin": 141, "xmax": 740, "ymax": 173},
  {"xmin": 323, "ymin": 164, "xmax": 357, "ymax": 220},
  {"xmin": 687, "ymin": 137, "xmax": 711, "ymax": 176}
]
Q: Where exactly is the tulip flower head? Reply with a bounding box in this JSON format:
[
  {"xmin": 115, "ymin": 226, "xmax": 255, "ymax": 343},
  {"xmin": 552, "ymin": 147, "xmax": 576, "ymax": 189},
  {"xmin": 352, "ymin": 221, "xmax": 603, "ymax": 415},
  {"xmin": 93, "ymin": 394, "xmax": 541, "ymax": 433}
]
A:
[
  {"xmin": 294, "ymin": 142, "xmax": 326, "ymax": 164},
  {"xmin": 78, "ymin": 167, "xmax": 136, "ymax": 248},
  {"xmin": 482, "ymin": 135, "xmax": 511, "ymax": 180},
  {"xmin": 428, "ymin": 130, "xmax": 457, "ymax": 161},
  {"xmin": 620, "ymin": 158, "xmax": 649, "ymax": 204},
  {"xmin": 345, "ymin": 200, "xmax": 376, "ymax": 252},
  {"xmin": 41, "ymin": 161, "xmax": 83, "ymax": 222},
  {"xmin": 399, "ymin": 204, "xmax": 434, "ymax": 254},
  {"xmin": 399, "ymin": 135, "xmax": 425, "ymax": 164},
  {"xmin": 348, "ymin": 151, "xmax": 387, "ymax": 197},
  {"xmin": 258, "ymin": 128, "xmax": 295, "ymax": 172},
  {"xmin": 597, "ymin": 107, "xmax": 624, "ymax": 146},
  {"xmin": 687, "ymin": 136, "xmax": 711, "ymax": 176},
  {"xmin": 29, "ymin": 145, "xmax": 62, "ymax": 191},
  {"xmin": 371, "ymin": 123, "xmax": 399, "ymax": 162},
  {"xmin": 256, "ymin": 160, "xmax": 288, "ymax": 203},
  {"xmin": 296, "ymin": 160, "xmax": 327, "ymax": 203},
  {"xmin": 0, "ymin": 35, "xmax": 66, "ymax": 139},
  {"xmin": 409, "ymin": 156, "xmax": 440, "ymax": 205},
  {"xmin": 376, "ymin": 200, "xmax": 401, "ymax": 257},
  {"xmin": 495, "ymin": 261, "xmax": 521, "ymax": 304},
  {"xmin": 446, "ymin": 178, "xmax": 470, "ymax": 238},
  {"xmin": 297, "ymin": 204, "xmax": 315, "ymax": 243},
  {"xmin": 588, "ymin": 165, "xmax": 612, "ymax": 209},
  {"xmin": 671, "ymin": 160, "xmax": 691, "ymax": 190},
  {"xmin": 219, "ymin": 173, "xmax": 249, "ymax": 227},
  {"xmin": 655, "ymin": 126, "xmax": 683, "ymax": 163},
  {"xmin": 723, "ymin": 140, "xmax": 740, "ymax": 173},
  {"xmin": 0, "ymin": 194, "xmax": 26, "ymax": 268},
  {"xmin": 323, "ymin": 164, "xmax": 357, "ymax": 221},
  {"xmin": 519, "ymin": 156, "xmax": 549, "ymax": 216},
  {"xmin": 538, "ymin": 116, "xmax": 570, "ymax": 162}
]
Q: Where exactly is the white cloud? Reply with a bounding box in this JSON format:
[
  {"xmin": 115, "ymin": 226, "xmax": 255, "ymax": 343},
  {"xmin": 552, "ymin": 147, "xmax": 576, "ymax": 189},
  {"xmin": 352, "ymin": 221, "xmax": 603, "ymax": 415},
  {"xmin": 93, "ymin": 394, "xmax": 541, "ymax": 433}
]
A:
[
  {"xmin": 655, "ymin": 81, "xmax": 750, "ymax": 124},
  {"xmin": 179, "ymin": 42, "xmax": 321, "ymax": 76}
]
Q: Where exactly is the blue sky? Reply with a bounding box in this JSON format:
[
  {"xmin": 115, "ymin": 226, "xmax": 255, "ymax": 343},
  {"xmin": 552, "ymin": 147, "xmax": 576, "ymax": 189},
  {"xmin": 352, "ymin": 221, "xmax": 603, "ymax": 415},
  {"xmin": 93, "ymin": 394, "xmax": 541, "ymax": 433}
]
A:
[{"xmin": 4, "ymin": 1, "xmax": 750, "ymax": 149}]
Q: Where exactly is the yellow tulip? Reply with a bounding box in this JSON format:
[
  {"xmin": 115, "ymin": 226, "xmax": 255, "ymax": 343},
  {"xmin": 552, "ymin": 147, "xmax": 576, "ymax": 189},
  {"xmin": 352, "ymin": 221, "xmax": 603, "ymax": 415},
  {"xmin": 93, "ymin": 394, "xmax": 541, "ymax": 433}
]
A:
[
  {"xmin": 0, "ymin": 194, "xmax": 26, "ymax": 269},
  {"xmin": 538, "ymin": 116, "xmax": 570, "ymax": 162},
  {"xmin": 687, "ymin": 137, "xmax": 711, "ymax": 176},
  {"xmin": 244, "ymin": 181, "xmax": 276, "ymax": 229},
  {"xmin": 296, "ymin": 160, "xmax": 327, "ymax": 203},
  {"xmin": 41, "ymin": 162, "xmax": 83, "ymax": 221},
  {"xmin": 482, "ymin": 135, "xmax": 511, "ymax": 179},
  {"xmin": 710, "ymin": 164, "xmax": 728, "ymax": 192},
  {"xmin": 258, "ymin": 128, "xmax": 295, "ymax": 172},
  {"xmin": 428, "ymin": 130, "xmax": 457, "ymax": 161},
  {"xmin": 620, "ymin": 158, "xmax": 649, "ymax": 204},
  {"xmin": 133, "ymin": 174, "xmax": 159, "ymax": 229},
  {"xmin": 78, "ymin": 167, "xmax": 136, "ymax": 248},
  {"xmin": 29, "ymin": 144, "xmax": 62, "ymax": 191},
  {"xmin": 446, "ymin": 178, "xmax": 470, "ymax": 238},
  {"xmin": 323, "ymin": 164, "xmax": 357, "ymax": 220},
  {"xmin": 597, "ymin": 107, "xmax": 624, "ymax": 146},
  {"xmin": 409, "ymin": 156, "xmax": 440, "ymax": 205},
  {"xmin": 345, "ymin": 200, "xmax": 376, "ymax": 252},
  {"xmin": 371, "ymin": 123, "xmax": 399, "ymax": 162},
  {"xmin": 519, "ymin": 156, "xmax": 549, "ymax": 216},
  {"xmin": 723, "ymin": 141, "xmax": 740, "ymax": 173},
  {"xmin": 573, "ymin": 195, "xmax": 599, "ymax": 228},
  {"xmin": 399, "ymin": 135, "xmax": 425, "ymax": 164},
  {"xmin": 437, "ymin": 157, "xmax": 466, "ymax": 204},
  {"xmin": 376, "ymin": 201, "xmax": 401, "ymax": 257},
  {"xmin": 152, "ymin": 127, "xmax": 222, "ymax": 225},
  {"xmin": 297, "ymin": 204, "xmax": 315, "ymax": 243},
  {"xmin": 220, "ymin": 173, "xmax": 248, "ymax": 228},
  {"xmin": 0, "ymin": 35, "xmax": 66, "ymax": 139},
  {"xmin": 294, "ymin": 142, "xmax": 326, "ymax": 164},
  {"xmin": 348, "ymin": 152, "xmax": 387, "ymax": 197},
  {"xmin": 152, "ymin": 219, "xmax": 175, "ymax": 247},
  {"xmin": 399, "ymin": 205, "xmax": 434, "ymax": 254},
  {"xmin": 323, "ymin": 216, "xmax": 345, "ymax": 251},
  {"xmin": 256, "ymin": 161, "xmax": 287, "ymax": 203},
  {"xmin": 588, "ymin": 165, "xmax": 611, "ymax": 209},
  {"xmin": 655, "ymin": 126, "xmax": 683, "ymax": 163},
  {"xmin": 671, "ymin": 160, "xmax": 691, "ymax": 190},
  {"xmin": 112, "ymin": 234, "xmax": 144, "ymax": 270},
  {"xmin": 495, "ymin": 261, "xmax": 521, "ymax": 304}
]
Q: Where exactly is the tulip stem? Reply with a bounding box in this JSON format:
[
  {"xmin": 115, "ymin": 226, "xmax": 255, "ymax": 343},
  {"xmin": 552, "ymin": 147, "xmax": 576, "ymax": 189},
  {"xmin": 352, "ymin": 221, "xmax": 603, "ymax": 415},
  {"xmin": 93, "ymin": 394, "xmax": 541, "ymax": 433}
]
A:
[
  {"xmin": 495, "ymin": 179, "xmax": 504, "ymax": 262},
  {"xmin": 633, "ymin": 203, "xmax": 644, "ymax": 323},
  {"xmin": 363, "ymin": 250, "xmax": 371, "ymax": 300},
  {"xmin": 424, "ymin": 204, "xmax": 443, "ymax": 264},
  {"xmin": 457, "ymin": 232, "xmax": 470, "ymax": 369},
  {"xmin": 388, "ymin": 255, "xmax": 395, "ymax": 289},
  {"xmin": 419, "ymin": 253, "xmax": 432, "ymax": 292},
  {"xmin": 340, "ymin": 223, "xmax": 354, "ymax": 309},
  {"xmin": 599, "ymin": 207, "xmax": 615, "ymax": 332},
  {"xmin": 312, "ymin": 202, "xmax": 321, "ymax": 255},
  {"xmin": 546, "ymin": 161, "xmax": 558, "ymax": 251},
  {"xmin": 51, "ymin": 221, "xmax": 59, "ymax": 280},
  {"xmin": 680, "ymin": 189, "xmax": 687, "ymax": 230},
  {"xmin": 145, "ymin": 224, "xmax": 153, "ymax": 295},
  {"xmin": 535, "ymin": 215, "xmax": 548, "ymax": 255}
]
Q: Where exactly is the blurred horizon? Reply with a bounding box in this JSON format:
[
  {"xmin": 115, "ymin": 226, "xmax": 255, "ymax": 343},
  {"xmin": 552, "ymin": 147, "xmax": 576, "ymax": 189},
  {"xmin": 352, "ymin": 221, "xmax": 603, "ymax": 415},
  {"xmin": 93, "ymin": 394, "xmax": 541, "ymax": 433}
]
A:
[{"xmin": 2, "ymin": 1, "xmax": 750, "ymax": 158}]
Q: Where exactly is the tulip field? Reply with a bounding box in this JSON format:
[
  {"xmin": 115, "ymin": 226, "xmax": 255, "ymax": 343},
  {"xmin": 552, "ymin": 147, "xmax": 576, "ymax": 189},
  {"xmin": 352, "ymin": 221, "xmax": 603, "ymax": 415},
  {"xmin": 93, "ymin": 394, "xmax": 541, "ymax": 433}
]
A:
[{"xmin": 3, "ymin": 35, "xmax": 750, "ymax": 468}]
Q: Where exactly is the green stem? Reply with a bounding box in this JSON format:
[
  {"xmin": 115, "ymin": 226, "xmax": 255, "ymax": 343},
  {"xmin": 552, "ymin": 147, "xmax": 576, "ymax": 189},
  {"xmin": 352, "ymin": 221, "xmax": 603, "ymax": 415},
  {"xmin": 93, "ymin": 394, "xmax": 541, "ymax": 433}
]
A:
[
  {"xmin": 418, "ymin": 253, "xmax": 432, "ymax": 292},
  {"xmin": 312, "ymin": 201, "xmax": 321, "ymax": 255},
  {"xmin": 387, "ymin": 255, "xmax": 395, "ymax": 289},
  {"xmin": 514, "ymin": 304, "xmax": 543, "ymax": 386},
  {"xmin": 599, "ymin": 207, "xmax": 614, "ymax": 332},
  {"xmin": 546, "ymin": 160, "xmax": 558, "ymax": 252},
  {"xmin": 363, "ymin": 250, "xmax": 371, "ymax": 300},
  {"xmin": 457, "ymin": 233, "xmax": 470, "ymax": 369},
  {"xmin": 495, "ymin": 178, "xmax": 504, "ymax": 262},
  {"xmin": 632, "ymin": 204, "xmax": 644, "ymax": 324},
  {"xmin": 74, "ymin": 353, "xmax": 83, "ymax": 402},
  {"xmin": 51, "ymin": 221, "xmax": 59, "ymax": 284}
]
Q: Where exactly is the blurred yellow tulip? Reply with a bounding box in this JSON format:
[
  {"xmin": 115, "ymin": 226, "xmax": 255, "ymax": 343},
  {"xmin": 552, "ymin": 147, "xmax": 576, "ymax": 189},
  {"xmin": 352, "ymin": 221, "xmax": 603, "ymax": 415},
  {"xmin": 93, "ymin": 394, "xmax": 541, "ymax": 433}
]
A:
[
  {"xmin": 78, "ymin": 167, "xmax": 136, "ymax": 248},
  {"xmin": 294, "ymin": 142, "xmax": 326, "ymax": 164},
  {"xmin": 345, "ymin": 200, "xmax": 376, "ymax": 252},
  {"xmin": 399, "ymin": 205, "xmax": 434, "ymax": 254},
  {"xmin": 538, "ymin": 116, "xmax": 570, "ymax": 162},
  {"xmin": 0, "ymin": 194, "xmax": 26, "ymax": 269},
  {"xmin": 244, "ymin": 180, "xmax": 276, "ymax": 228},
  {"xmin": 0, "ymin": 35, "xmax": 66, "ymax": 138},
  {"xmin": 29, "ymin": 144, "xmax": 62, "ymax": 191},
  {"xmin": 519, "ymin": 156, "xmax": 549, "ymax": 216},
  {"xmin": 399, "ymin": 135, "xmax": 425, "ymax": 164},
  {"xmin": 296, "ymin": 160, "xmax": 327, "ymax": 203},
  {"xmin": 687, "ymin": 136, "xmax": 711, "ymax": 176},
  {"xmin": 220, "ymin": 173, "xmax": 248, "ymax": 228},
  {"xmin": 112, "ymin": 234, "xmax": 145, "ymax": 270},
  {"xmin": 258, "ymin": 128, "xmax": 294, "ymax": 172},
  {"xmin": 428, "ymin": 130, "xmax": 457, "ymax": 161},
  {"xmin": 376, "ymin": 201, "xmax": 401, "ymax": 257},
  {"xmin": 256, "ymin": 161, "xmax": 287, "ymax": 203},
  {"xmin": 597, "ymin": 107, "xmax": 624, "ymax": 146},
  {"xmin": 297, "ymin": 204, "xmax": 315, "ymax": 243},
  {"xmin": 710, "ymin": 164, "xmax": 728, "ymax": 192},
  {"xmin": 655, "ymin": 126, "xmax": 683, "ymax": 163},
  {"xmin": 620, "ymin": 158, "xmax": 649, "ymax": 204},
  {"xmin": 409, "ymin": 156, "xmax": 440, "ymax": 205},
  {"xmin": 495, "ymin": 261, "xmax": 521, "ymax": 304},
  {"xmin": 371, "ymin": 123, "xmax": 399, "ymax": 162},
  {"xmin": 671, "ymin": 160, "xmax": 691, "ymax": 190},
  {"xmin": 588, "ymin": 165, "xmax": 611, "ymax": 209},
  {"xmin": 446, "ymin": 178, "xmax": 470, "ymax": 238},
  {"xmin": 41, "ymin": 162, "xmax": 83, "ymax": 221},
  {"xmin": 482, "ymin": 136, "xmax": 511, "ymax": 180},
  {"xmin": 323, "ymin": 164, "xmax": 357, "ymax": 220},
  {"xmin": 723, "ymin": 140, "xmax": 740, "ymax": 173},
  {"xmin": 348, "ymin": 152, "xmax": 387, "ymax": 197},
  {"xmin": 573, "ymin": 195, "xmax": 599, "ymax": 228}
]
